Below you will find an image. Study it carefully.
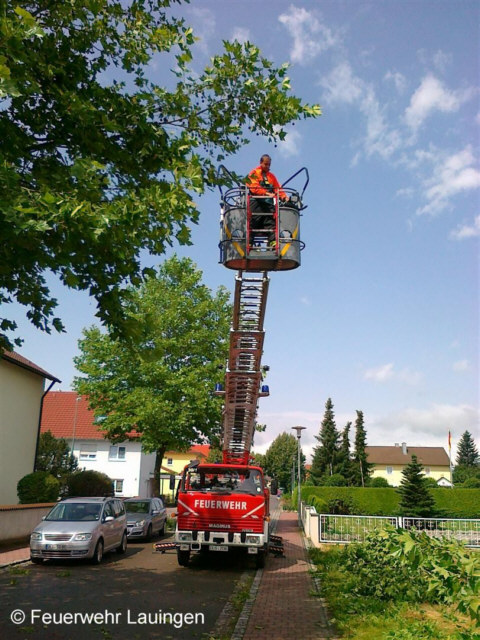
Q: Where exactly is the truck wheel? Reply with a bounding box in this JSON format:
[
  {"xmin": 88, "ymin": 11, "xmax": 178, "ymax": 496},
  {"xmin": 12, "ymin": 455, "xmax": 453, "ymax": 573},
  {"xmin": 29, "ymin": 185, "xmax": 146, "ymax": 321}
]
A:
[
  {"xmin": 255, "ymin": 549, "xmax": 266, "ymax": 569},
  {"xmin": 177, "ymin": 549, "xmax": 190, "ymax": 567}
]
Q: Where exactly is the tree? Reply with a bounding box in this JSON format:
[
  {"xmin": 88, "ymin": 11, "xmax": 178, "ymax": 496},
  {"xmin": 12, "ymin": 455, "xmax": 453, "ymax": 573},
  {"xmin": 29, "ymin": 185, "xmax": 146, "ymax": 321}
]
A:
[
  {"xmin": 66, "ymin": 470, "xmax": 113, "ymax": 497},
  {"xmin": 264, "ymin": 432, "xmax": 304, "ymax": 493},
  {"xmin": 35, "ymin": 430, "xmax": 78, "ymax": 488},
  {"xmin": 0, "ymin": 1, "xmax": 321, "ymax": 350},
  {"xmin": 336, "ymin": 422, "xmax": 353, "ymax": 484},
  {"xmin": 397, "ymin": 455, "xmax": 436, "ymax": 517},
  {"xmin": 311, "ymin": 398, "xmax": 340, "ymax": 479},
  {"xmin": 351, "ymin": 410, "xmax": 373, "ymax": 487},
  {"xmin": 17, "ymin": 470, "xmax": 59, "ymax": 503},
  {"xmin": 456, "ymin": 431, "xmax": 479, "ymax": 467},
  {"xmin": 74, "ymin": 256, "xmax": 231, "ymax": 492}
]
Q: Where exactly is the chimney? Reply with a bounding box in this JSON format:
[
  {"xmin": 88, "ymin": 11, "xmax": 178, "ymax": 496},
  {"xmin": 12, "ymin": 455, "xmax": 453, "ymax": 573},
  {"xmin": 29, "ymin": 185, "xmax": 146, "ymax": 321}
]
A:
[
  {"xmin": 401, "ymin": 442, "xmax": 407, "ymax": 455},
  {"xmin": 394, "ymin": 443, "xmax": 399, "ymax": 447}
]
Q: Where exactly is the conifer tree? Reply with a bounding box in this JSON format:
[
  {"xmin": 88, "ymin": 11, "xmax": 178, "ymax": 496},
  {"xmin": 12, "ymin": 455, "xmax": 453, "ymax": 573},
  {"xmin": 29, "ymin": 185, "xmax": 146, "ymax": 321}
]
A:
[
  {"xmin": 397, "ymin": 454, "xmax": 436, "ymax": 517},
  {"xmin": 456, "ymin": 431, "xmax": 479, "ymax": 467},
  {"xmin": 336, "ymin": 422, "xmax": 353, "ymax": 484},
  {"xmin": 311, "ymin": 398, "xmax": 340, "ymax": 479},
  {"xmin": 351, "ymin": 410, "xmax": 373, "ymax": 487}
]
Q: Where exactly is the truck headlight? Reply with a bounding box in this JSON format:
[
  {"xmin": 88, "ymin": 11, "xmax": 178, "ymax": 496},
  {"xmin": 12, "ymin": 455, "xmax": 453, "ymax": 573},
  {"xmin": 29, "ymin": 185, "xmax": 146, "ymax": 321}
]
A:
[
  {"xmin": 246, "ymin": 534, "xmax": 261, "ymax": 544},
  {"xmin": 178, "ymin": 532, "xmax": 192, "ymax": 542},
  {"xmin": 74, "ymin": 533, "xmax": 92, "ymax": 541}
]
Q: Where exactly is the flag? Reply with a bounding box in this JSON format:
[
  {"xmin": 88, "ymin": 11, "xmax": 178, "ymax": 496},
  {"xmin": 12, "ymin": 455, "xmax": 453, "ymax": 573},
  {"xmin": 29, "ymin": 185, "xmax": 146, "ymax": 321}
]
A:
[{"xmin": 448, "ymin": 431, "xmax": 452, "ymax": 450}]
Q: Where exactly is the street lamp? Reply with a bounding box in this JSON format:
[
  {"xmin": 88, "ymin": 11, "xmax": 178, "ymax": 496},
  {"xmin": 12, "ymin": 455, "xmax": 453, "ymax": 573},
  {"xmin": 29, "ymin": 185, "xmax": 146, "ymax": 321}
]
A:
[
  {"xmin": 71, "ymin": 395, "xmax": 81, "ymax": 453},
  {"xmin": 291, "ymin": 426, "xmax": 306, "ymax": 524}
]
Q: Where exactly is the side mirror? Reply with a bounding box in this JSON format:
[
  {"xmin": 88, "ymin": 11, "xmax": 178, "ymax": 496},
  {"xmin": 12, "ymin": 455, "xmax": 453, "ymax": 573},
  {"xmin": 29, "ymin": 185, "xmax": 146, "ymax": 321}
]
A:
[
  {"xmin": 151, "ymin": 510, "xmax": 159, "ymax": 515},
  {"xmin": 104, "ymin": 516, "xmax": 114, "ymax": 522}
]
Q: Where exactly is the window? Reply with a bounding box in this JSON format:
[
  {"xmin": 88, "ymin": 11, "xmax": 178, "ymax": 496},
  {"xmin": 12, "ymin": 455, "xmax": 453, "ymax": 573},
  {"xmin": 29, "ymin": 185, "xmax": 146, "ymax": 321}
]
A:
[
  {"xmin": 109, "ymin": 446, "xmax": 126, "ymax": 461},
  {"xmin": 79, "ymin": 444, "xmax": 97, "ymax": 461},
  {"xmin": 386, "ymin": 466, "xmax": 393, "ymax": 475},
  {"xmin": 113, "ymin": 480, "xmax": 124, "ymax": 495},
  {"xmin": 167, "ymin": 458, "xmax": 173, "ymax": 465}
]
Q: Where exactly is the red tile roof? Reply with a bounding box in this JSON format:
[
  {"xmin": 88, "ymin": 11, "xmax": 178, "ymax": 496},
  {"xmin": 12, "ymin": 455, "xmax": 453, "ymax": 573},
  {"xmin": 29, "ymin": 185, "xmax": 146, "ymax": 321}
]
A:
[
  {"xmin": 2, "ymin": 350, "xmax": 60, "ymax": 382},
  {"xmin": 41, "ymin": 392, "xmax": 107, "ymax": 440},
  {"xmin": 41, "ymin": 393, "xmax": 212, "ymax": 456},
  {"xmin": 366, "ymin": 445, "xmax": 450, "ymax": 466}
]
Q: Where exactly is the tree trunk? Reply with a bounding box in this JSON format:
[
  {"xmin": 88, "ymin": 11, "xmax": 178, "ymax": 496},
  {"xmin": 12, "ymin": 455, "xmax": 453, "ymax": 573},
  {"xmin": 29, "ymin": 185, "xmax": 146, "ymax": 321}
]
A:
[{"xmin": 153, "ymin": 445, "xmax": 168, "ymax": 497}]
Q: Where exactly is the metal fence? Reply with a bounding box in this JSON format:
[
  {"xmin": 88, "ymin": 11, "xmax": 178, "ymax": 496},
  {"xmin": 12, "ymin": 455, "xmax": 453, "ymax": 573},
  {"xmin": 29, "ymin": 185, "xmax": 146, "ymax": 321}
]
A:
[{"xmin": 313, "ymin": 512, "xmax": 480, "ymax": 548}]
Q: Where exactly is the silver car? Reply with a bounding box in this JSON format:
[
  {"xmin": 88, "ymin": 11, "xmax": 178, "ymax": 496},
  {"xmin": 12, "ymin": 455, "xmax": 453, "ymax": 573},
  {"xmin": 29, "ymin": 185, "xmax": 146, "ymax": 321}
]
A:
[
  {"xmin": 30, "ymin": 497, "xmax": 127, "ymax": 564},
  {"xmin": 124, "ymin": 497, "xmax": 167, "ymax": 541}
]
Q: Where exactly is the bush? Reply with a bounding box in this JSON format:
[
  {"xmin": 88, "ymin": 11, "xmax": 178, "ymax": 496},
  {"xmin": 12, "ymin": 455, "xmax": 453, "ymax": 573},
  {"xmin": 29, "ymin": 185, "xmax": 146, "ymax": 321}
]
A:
[
  {"xmin": 66, "ymin": 470, "xmax": 113, "ymax": 497},
  {"xmin": 322, "ymin": 473, "xmax": 346, "ymax": 487},
  {"xmin": 302, "ymin": 486, "xmax": 480, "ymax": 518},
  {"xmin": 17, "ymin": 471, "xmax": 60, "ymax": 504},
  {"xmin": 369, "ymin": 477, "xmax": 392, "ymax": 488},
  {"xmin": 461, "ymin": 477, "xmax": 480, "ymax": 489}
]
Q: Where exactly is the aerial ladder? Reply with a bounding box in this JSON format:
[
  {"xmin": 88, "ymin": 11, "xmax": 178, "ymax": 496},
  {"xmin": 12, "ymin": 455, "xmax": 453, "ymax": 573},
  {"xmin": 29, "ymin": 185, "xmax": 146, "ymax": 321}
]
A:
[{"xmin": 158, "ymin": 166, "xmax": 309, "ymax": 567}]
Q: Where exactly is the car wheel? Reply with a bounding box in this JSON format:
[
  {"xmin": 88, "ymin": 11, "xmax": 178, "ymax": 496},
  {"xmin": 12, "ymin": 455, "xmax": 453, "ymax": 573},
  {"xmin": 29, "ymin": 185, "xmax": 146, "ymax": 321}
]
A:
[
  {"xmin": 145, "ymin": 524, "xmax": 152, "ymax": 542},
  {"xmin": 117, "ymin": 532, "xmax": 127, "ymax": 554},
  {"xmin": 158, "ymin": 523, "xmax": 165, "ymax": 537},
  {"xmin": 91, "ymin": 539, "xmax": 104, "ymax": 565},
  {"xmin": 30, "ymin": 556, "xmax": 43, "ymax": 565},
  {"xmin": 177, "ymin": 549, "xmax": 190, "ymax": 567}
]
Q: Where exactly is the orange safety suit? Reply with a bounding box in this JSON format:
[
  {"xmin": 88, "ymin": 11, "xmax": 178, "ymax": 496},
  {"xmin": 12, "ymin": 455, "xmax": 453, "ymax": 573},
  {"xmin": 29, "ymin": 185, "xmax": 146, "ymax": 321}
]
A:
[{"xmin": 247, "ymin": 166, "xmax": 287, "ymax": 200}]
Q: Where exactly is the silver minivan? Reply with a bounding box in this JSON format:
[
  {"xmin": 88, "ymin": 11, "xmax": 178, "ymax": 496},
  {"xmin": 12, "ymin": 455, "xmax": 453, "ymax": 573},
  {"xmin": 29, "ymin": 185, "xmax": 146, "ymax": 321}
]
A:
[{"xmin": 30, "ymin": 497, "xmax": 127, "ymax": 564}]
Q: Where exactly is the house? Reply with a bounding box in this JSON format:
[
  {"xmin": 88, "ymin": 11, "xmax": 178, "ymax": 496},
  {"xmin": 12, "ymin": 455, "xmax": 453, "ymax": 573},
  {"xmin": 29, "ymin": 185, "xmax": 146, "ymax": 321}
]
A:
[
  {"xmin": 41, "ymin": 391, "xmax": 211, "ymax": 499},
  {"xmin": 159, "ymin": 444, "xmax": 210, "ymax": 498},
  {"xmin": 366, "ymin": 442, "xmax": 451, "ymax": 487},
  {"xmin": 0, "ymin": 351, "xmax": 60, "ymax": 504}
]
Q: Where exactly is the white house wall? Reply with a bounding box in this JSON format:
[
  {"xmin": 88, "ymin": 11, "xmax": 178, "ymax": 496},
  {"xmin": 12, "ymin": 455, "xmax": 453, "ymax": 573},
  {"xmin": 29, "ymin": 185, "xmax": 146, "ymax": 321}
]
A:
[
  {"xmin": 71, "ymin": 439, "xmax": 154, "ymax": 498},
  {"xmin": 0, "ymin": 360, "xmax": 45, "ymax": 504}
]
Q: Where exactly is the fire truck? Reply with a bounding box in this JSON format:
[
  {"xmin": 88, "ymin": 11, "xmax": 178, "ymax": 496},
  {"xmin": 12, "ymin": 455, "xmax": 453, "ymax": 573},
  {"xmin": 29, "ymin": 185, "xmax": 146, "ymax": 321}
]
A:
[{"xmin": 173, "ymin": 167, "xmax": 309, "ymax": 568}]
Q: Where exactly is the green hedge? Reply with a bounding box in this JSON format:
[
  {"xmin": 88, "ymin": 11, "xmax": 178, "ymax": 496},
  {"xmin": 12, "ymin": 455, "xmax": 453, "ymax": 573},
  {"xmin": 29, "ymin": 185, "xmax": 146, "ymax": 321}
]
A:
[{"xmin": 302, "ymin": 486, "xmax": 480, "ymax": 518}]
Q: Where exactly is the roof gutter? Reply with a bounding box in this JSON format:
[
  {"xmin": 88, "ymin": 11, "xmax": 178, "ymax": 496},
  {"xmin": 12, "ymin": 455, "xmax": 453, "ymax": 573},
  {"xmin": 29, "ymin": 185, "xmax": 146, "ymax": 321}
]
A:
[{"xmin": 33, "ymin": 379, "xmax": 59, "ymax": 471}]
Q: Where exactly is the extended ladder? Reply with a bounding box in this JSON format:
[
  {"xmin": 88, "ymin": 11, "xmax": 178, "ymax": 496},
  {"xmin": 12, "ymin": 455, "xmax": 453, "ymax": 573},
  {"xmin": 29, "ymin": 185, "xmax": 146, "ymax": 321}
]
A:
[{"xmin": 220, "ymin": 271, "xmax": 269, "ymax": 465}]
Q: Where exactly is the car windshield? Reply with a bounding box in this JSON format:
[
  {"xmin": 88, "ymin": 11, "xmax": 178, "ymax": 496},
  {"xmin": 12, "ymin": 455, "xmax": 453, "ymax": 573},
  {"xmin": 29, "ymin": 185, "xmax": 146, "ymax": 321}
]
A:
[
  {"xmin": 46, "ymin": 502, "xmax": 102, "ymax": 522},
  {"xmin": 125, "ymin": 501, "xmax": 150, "ymax": 514},
  {"xmin": 184, "ymin": 468, "xmax": 263, "ymax": 496}
]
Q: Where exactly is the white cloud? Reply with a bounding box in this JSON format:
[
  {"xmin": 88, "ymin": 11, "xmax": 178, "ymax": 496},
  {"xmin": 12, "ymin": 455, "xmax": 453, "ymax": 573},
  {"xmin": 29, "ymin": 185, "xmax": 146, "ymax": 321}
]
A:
[
  {"xmin": 416, "ymin": 145, "xmax": 480, "ymax": 216},
  {"xmin": 319, "ymin": 62, "xmax": 402, "ymax": 160},
  {"xmin": 450, "ymin": 215, "xmax": 480, "ymax": 240},
  {"xmin": 374, "ymin": 404, "xmax": 479, "ymax": 439},
  {"xmin": 278, "ymin": 5, "xmax": 340, "ymax": 65},
  {"xmin": 231, "ymin": 27, "xmax": 250, "ymax": 44},
  {"xmin": 364, "ymin": 362, "xmax": 395, "ymax": 382},
  {"xmin": 453, "ymin": 359, "xmax": 470, "ymax": 372},
  {"xmin": 405, "ymin": 75, "xmax": 473, "ymax": 131},
  {"xmin": 277, "ymin": 127, "xmax": 302, "ymax": 157},
  {"xmin": 384, "ymin": 71, "xmax": 407, "ymax": 94},
  {"xmin": 188, "ymin": 7, "xmax": 216, "ymax": 55},
  {"xmin": 363, "ymin": 363, "xmax": 422, "ymax": 385}
]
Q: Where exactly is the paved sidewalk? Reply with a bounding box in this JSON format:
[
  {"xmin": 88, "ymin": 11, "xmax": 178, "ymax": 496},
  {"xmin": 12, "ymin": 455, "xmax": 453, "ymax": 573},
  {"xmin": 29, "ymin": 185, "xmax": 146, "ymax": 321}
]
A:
[
  {"xmin": 0, "ymin": 545, "xmax": 30, "ymax": 568},
  {"xmin": 241, "ymin": 510, "xmax": 337, "ymax": 640}
]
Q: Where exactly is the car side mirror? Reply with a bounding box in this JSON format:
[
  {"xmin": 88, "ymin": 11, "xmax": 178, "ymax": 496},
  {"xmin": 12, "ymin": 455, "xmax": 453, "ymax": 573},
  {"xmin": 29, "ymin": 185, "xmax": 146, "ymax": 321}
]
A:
[
  {"xmin": 152, "ymin": 510, "xmax": 159, "ymax": 515},
  {"xmin": 104, "ymin": 516, "xmax": 114, "ymax": 522}
]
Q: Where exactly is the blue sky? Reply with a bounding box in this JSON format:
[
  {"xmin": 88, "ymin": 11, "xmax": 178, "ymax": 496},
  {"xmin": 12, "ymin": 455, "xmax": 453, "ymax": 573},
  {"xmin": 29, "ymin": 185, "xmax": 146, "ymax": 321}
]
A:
[{"xmin": 8, "ymin": 1, "xmax": 479, "ymax": 461}]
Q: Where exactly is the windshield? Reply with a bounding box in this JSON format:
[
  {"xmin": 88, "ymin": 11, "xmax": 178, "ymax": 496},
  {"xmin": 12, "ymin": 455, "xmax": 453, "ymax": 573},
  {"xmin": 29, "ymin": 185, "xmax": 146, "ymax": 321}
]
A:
[
  {"xmin": 46, "ymin": 502, "xmax": 102, "ymax": 522},
  {"xmin": 184, "ymin": 468, "xmax": 263, "ymax": 496},
  {"xmin": 125, "ymin": 501, "xmax": 150, "ymax": 514}
]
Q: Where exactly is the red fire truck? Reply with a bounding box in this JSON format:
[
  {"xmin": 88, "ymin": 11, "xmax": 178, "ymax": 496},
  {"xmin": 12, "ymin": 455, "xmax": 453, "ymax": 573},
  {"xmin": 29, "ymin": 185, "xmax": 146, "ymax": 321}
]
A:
[{"xmin": 173, "ymin": 167, "xmax": 308, "ymax": 568}]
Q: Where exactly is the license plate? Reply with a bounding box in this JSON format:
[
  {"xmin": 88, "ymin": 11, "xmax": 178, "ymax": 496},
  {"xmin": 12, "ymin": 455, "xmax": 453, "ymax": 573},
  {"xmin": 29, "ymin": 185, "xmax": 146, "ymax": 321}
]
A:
[
  {"xmin": 210, "ymin": 545, "xmax": 228, "ymax": 552},
  {"xmin": 248, "ymin": 547, "xmax": 259, "ymax": 554},
  {"xmin": 45, "ymin": 544, "xmax": 66, "ymax": 550}
]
